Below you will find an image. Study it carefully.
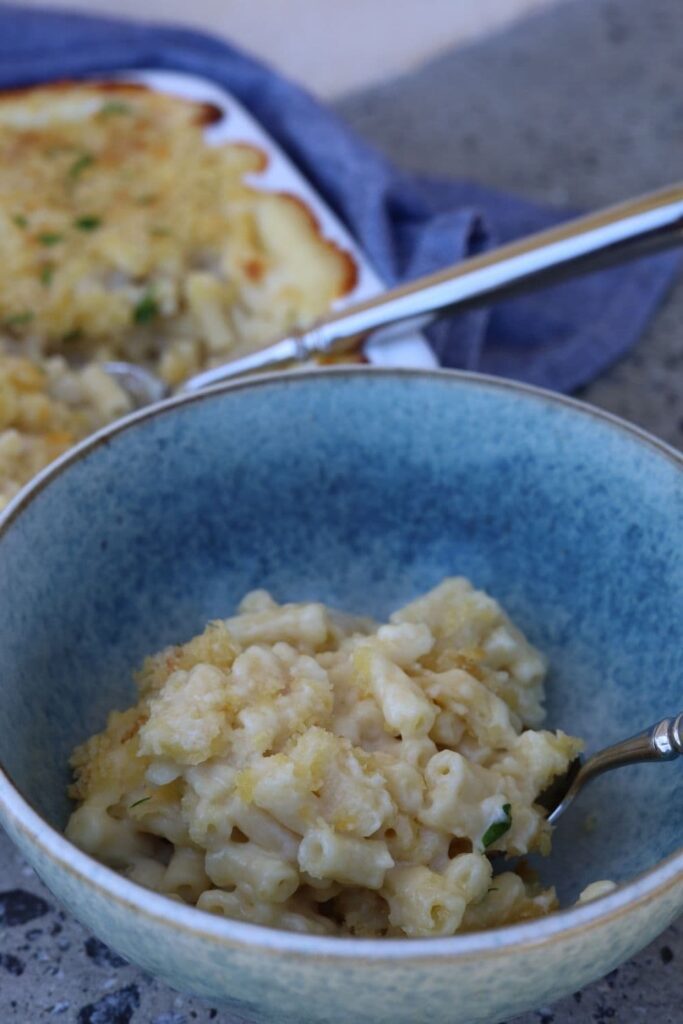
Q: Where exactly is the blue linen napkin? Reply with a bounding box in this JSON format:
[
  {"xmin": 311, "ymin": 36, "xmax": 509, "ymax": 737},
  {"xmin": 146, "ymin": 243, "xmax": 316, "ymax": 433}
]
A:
[{"xmin": 0, "ymin": 4, "xmax": 677, "ymax": 392}]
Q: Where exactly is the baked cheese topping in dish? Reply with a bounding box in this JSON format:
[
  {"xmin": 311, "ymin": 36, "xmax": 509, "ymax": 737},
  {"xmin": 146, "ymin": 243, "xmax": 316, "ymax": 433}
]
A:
[
  {"xmin": 0, "ymin": 82, "xmax": 355, "ymax": 509},
  {"xmin": 66, "ymin": 578, "xmax": 585, "ymax": 938}
]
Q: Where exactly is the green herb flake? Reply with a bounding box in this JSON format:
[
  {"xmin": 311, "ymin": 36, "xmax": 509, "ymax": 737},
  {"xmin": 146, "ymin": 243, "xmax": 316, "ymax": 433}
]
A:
[
  {"xmin": 40, "ymin": 264, "xmax": 55, "ymax": 286},
  {"xmin": 12, "ymin": 214, "xmax": 28, "ymax": 228},
  {"xmin": 133, "ymin": 291, "xmax": 159, "ymax": 325},
  {"xmin": 68, "ymin": 152, "xmax": 95, "ymax": 181},
  {"xmin": 99, "ymin": 100, "xmax": 133, "ymax": 117},
  {"xmin": 3, "ymin": 311, "xmax": 34, "ymax": 329},
  {"xmin": 150, "ymin": 226, "xmax": 171, "ymax": 238},
  {"xmin": 74, "ymin": 215, "xmax": 102, "ymax": 232},
  {"xmin": 481, "ymin": 804, "xmax": 512, "ymax": 849},
  {"xmin": 135, "ymin": 194, "xmax": 157, "ymax": 206},
  {"xmin": 129, "ymin": 797, "xmax": 151, "ymax": 809},
  {"xmin": 38, "ymin": 232, "xmax": 64, "ymax": 247},
  {"xmin": 62, "ymin": 328, "xmax": 83, "ymax": 344}
]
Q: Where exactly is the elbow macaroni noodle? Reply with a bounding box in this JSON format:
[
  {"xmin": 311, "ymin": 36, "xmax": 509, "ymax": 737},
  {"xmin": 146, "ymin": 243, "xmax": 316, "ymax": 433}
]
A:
[{"xmin": 66, "ymin": 577, "xmax": 587, "ymax": 937}]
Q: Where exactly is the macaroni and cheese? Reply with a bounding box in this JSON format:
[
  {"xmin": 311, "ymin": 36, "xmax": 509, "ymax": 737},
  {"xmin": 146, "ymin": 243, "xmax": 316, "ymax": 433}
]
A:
[
  {"xmin": 0, "ymin": 352, "xmax": 131, "ymax": 511},
  {"xmin": 66, "ymin": 578, "xmax": 583, "ymax": 937},
  {"xmin": 0, "ymin": 82, "xmax": 354, "ymax": 510}
]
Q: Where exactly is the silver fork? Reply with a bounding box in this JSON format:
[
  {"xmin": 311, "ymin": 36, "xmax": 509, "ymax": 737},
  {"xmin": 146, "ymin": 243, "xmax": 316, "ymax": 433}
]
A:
[
  {"xmin": 103, "ymin": 182, "xmax": 683, "ymax": 407},
  {"xmin": 539, "ymin": 713, "xmax": 683, "ymax": 825}
]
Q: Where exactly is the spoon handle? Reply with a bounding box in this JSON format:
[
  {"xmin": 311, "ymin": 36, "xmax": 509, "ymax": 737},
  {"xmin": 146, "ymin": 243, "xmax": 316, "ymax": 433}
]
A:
[
  {"xmin": 306, "ymin": 183, "xmax": 683, "ymax": 358},
  {"xmin": 547, "ymin": 713, "xmax": 683, "ymax": 825},
  {"xmin": 581, "ymin": 712, "xmax": 683, "ymax": 777},
  {"xmin": 181, "ymin": 182, "xmax": 683, "ymax": 393}
]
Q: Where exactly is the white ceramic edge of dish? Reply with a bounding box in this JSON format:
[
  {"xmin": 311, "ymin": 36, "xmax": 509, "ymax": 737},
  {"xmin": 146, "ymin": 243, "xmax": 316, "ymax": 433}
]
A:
[
  {"xmin": 118, "ymin": 68, "xmax": 437, "ymax": 372},
  {"xmin": 0, "ymin": 365, "xmax": 681, "ymax": 962}
]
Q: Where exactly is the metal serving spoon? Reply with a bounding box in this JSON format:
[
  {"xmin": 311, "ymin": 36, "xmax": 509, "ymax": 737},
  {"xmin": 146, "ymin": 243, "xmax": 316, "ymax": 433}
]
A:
[
  {"xmin": 104, "ymin": 181, "xmax": 683, "ymax": 407},
  {"xmin": 539, "ymin": 713, "xmax": 683, "ymax": 826}
]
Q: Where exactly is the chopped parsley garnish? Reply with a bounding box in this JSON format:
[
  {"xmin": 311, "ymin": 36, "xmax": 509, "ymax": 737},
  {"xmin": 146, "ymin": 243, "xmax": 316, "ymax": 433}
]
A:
[
  {"xmin": 74, "ymin": 215, "xmax": 102, "ymax": 232},
  {"xmin": 129, "ymin": 797, "xmax": 151, "ymax": 809},
  {"xmin": 62, "ymin": 328, "xmax": 82, "ymax": 344},
  {"xmin": 12, "ymin": 214, "xmax": 28, "ymax": 228},
  {"xmin": 68, "ymin": 152, "xmax": 95, "ymax": 181},
  {"xmin": 3, "ymin": 311, "xmax": 34, "ymax": 328},
  {"xmin": 481, "ymin": 804, "xmax": 512, "ymax": 849},
  {"xmin": 133, "ymin": 291, "xmax": 159, "ymax": 324},
  {"xmin": 150, "ymin": 226, "xmax": 171, "ymax": 237},
  {"xmin": 38, "ymin": 232, "xmax": 64, "ymax": 247},
  {"xmin": 40, "ymin": 264, "xmax": 54, "ymax": 286},
  {"xmin": 99, "ymin": 100, "xmax": 133, "ymax": 117}
]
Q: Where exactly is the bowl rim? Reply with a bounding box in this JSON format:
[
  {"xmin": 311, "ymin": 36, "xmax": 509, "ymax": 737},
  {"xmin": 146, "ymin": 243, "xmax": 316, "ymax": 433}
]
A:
[{"xmin": 0, "ymin": 364, "xmax": 681, "ymax": 962}]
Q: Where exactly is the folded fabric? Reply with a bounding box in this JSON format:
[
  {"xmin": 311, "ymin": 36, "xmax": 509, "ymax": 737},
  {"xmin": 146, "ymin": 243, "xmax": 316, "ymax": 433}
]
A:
[{"xmin": 0, "ymin": 3, "xmax": 677, "ymax": 392}]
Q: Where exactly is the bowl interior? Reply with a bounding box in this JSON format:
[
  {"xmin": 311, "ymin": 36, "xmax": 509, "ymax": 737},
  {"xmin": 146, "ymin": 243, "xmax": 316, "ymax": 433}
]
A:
[{"xmin": 0, "ymin": 370, "xmax": 681, "ymax": 905}]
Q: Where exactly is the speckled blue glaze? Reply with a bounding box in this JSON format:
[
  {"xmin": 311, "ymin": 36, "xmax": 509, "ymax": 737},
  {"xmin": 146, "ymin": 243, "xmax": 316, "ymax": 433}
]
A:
[{"xmin": 0, "ymin": 368, "xmax": 681, "ymax": 1024}]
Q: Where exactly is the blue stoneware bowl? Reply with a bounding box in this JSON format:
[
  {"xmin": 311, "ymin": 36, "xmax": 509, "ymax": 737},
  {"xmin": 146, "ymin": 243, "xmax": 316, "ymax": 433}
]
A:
[{"xmin": 0, "ymin": 368, "xmax": 681, "ymax": 1024}]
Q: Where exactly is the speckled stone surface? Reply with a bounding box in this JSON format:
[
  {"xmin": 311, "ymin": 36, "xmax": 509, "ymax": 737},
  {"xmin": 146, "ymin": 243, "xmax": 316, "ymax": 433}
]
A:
[{"xmin": 1, "ymin": 0, "xmax": 682, "ymax": 1021}]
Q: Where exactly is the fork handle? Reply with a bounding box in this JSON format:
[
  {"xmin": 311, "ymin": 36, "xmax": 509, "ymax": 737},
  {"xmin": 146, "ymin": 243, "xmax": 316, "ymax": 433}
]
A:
[
  {"xmin": 581, "ymin": 713, "xmax": 683, "ymax": 782},
  {"xmin": 570, "ymin": 712, "xmax": 683, "ymax": 799},
  {"xmin": 651, "ymin": 713, "xmax": 683, "ymax": 758},
  {"xmin": 546, "ymin": 714, "xmax": 682, "ymax": 826}
]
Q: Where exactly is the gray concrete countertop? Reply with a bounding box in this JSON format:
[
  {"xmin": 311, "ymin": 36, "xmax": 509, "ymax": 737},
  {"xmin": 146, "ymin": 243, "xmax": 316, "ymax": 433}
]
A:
[{"xmin": 1, "ymin": 0, "xmax": 681, "ymax": 1020}]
